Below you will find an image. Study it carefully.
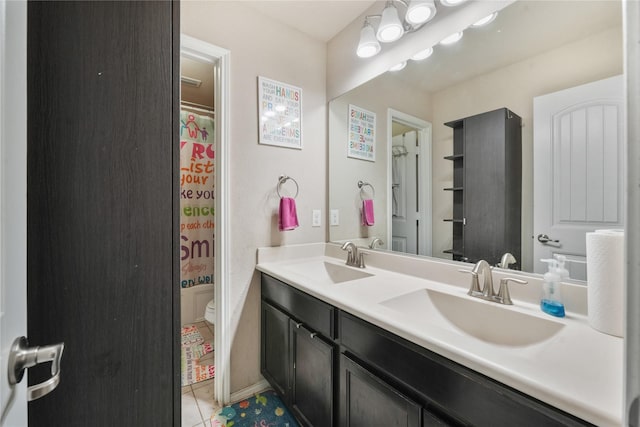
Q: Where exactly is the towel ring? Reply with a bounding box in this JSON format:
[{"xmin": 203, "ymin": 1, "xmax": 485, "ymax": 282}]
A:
[
  {"xmin": 277, "ymin": 175, "xmax": 299, "ymax": 199},
  {"xmin": 358, "ymin": 180, "xmax": 375, "ymax": 200}
]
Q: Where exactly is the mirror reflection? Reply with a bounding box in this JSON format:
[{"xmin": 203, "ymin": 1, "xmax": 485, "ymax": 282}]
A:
[{"xmin": 329, "ymin": 0, "xmax": 624, "ymax": 281}]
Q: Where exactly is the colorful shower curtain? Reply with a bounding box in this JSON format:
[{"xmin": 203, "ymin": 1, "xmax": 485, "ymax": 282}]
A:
[{"xmin": 180, "ymin": 110, "xmax": 215, "ymax": 288}]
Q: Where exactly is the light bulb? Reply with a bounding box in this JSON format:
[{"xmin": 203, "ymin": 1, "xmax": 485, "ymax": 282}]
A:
[
  {"xmin": 440, "ymin": 0, "xmax": 467, "ymax": 6},
  {"xmin": 471, "ymin": 12, "xmax": 498, "ymax": 27},
  {"xmin": 405, "ymin": 0, "xmax": 436, "ymax": 26},
  {"xmin": 411, "ymin": 47, "xmax": 434, "ymax": 61},
  {"xmin": 389, "ymin": 61, "xmax": 407, "ymax": 72},
  {"xmin": 439, "ymin": 31, "xmax": 463, "ymax": 45},
  {"xmin": 356, "ymin": 22, "xmax": 381, "ymax": 58},
  {"xmin": 377, "ymin": 3, "xmax": 404, "ymax": 43}
]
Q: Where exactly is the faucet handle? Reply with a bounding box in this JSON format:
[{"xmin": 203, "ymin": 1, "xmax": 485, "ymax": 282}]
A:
[
  {"xmin": 497, "ymin": 278, "xmax": 528, "ymax": 305},
  {"xmin": 357, "ymin": 252, "xmax": 367, "ymax": 268},
  {"xmin": 458, "ymin": 269, "xmax": 482, "ymax": 296}
]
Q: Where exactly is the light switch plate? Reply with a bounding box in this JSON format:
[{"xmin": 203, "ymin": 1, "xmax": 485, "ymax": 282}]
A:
[
  {"xmin": 312, "ymin": 209, "xmax": 321, "ymax": 227},
  {"xmin": 330, "ymin": 209, "xmax": 339, "ymax": 226}
]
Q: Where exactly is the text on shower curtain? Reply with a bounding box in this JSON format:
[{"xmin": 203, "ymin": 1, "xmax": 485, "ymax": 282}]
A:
[{"xmin": 180, "ymin": 111, "xmax": 215, "ymax": 288}]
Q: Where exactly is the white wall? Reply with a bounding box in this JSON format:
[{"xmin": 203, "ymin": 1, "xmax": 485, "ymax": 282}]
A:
[
  {"xmin": 181, "ymin": 1, "xmax": 327, "ymax": 392},
  {"xmin": 431, "ymin": 26, "xmax": 623, "ymax": 270},
  {"xmin": 329, "ymin": 73, "xmax": 432, "ymax": 245}
]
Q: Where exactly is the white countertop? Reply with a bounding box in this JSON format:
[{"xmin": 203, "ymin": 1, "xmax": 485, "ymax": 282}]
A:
[{"xmin": 256, "ymin": 243, "xmax": 623, "ymax": 426}]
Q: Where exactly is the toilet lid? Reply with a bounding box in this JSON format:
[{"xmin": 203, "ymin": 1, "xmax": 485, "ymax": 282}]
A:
[{"xmin": 206, "ymin": 299, "xmax": 215, "ymax": 309}]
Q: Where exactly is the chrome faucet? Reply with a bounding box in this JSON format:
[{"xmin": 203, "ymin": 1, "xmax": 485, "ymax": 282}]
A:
[
  {"xmin": 498, "ymin": 252, "xmax": 517, "ymax": 269},
  {"xmin": 474, "ymin": 259, "xmax": 495, "ymax": 299},
  {"xmin": 369, "ymin": 237, "xmax": 384, "ymax": 249},
  {"xmin": 459, "ymin": 259, "xmax": 527, "ymax": 305},
  {"xmin": 341, "ymin": 241, "xmax": 366, "ymax": 268}
]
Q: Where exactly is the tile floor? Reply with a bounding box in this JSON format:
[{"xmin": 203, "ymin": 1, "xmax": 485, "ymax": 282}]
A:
[{"xmin": 182, "ymin": 321, "xmax": 220, "ymax": 427}]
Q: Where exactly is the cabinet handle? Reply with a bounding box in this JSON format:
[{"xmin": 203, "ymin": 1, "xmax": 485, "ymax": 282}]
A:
[
  {"xmin": 295, "ymin": 322, "xmax": 303, "ymax": 329},
  {"xmin": 310, "ymin": 332, "xmax": 317, "ymax": 339}
]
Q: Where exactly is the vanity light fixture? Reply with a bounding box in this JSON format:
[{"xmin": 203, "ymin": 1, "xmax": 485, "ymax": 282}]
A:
[
  {"xmin": 439, "ymin": 31, "xmax": 463, "ymax": 45},
  {"xmin": 411, "ymin": 47, "xmax": 434, "ymax": 61},
  {"xmin": 356, "ymin": 0, "xmax": 437, "ymax": 58},
  {"xmin": 356, "ymin": 19, "xmax": 381, "ymax": 58},
  {"xmin": 471, "ymin": 12, "xmax": 498, "ymax": 27},
  {"xmin": 389, "ymin": 61, "xmax": 407, "ymax": 71}
]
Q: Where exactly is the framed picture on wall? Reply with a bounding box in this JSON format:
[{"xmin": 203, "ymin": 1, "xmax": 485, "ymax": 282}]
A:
[
  {"xmin": 348, "ymin": 104, "xmax": 376, "ymax": 161},
  {"xmin": 258, "ymin": 76, "xmax": 302, "ymax": 149}
]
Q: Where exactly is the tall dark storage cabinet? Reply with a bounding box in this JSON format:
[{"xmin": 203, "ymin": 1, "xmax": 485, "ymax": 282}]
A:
[{"xmin": 444, "ymin": 108, "xmax": 522, "ymax": 268}]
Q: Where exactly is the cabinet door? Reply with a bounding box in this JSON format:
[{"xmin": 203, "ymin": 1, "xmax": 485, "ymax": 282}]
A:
[
  {"xmin": 463, "ymin": 108, "xmax": 508, "ymax": 265},
  {"xmin": 261, "ymin": 302, "xmax": 290, "ymax": 397},
  {"xmin": 340, "ymin": 355, "xmax": 421, "ymax": 427},
  {"xmin": 291, "ymin": 321, "xmax": 335, "ymax": 426}
]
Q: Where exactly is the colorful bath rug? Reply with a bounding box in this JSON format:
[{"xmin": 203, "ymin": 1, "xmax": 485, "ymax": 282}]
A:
[
  {"xmin": 181, "ymin": 325, "xmax": 205, "ymax": 347},
  {"xmin": 181, "ymin": 326, "xmax": 215, "ymax": 386},
  {"xmin": 211, "ymin": 390, "xmax": 300, "ymax": 427}
]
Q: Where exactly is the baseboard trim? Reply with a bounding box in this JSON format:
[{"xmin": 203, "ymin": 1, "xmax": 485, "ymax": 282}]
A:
[{"xmin": 228, "ymin": 378, "xmax": 271, "ymax": 404}]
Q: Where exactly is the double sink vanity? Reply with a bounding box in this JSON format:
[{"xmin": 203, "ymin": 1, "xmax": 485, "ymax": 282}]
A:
[{"xmin": 256, "ymin": 243, "xmax": 622, "ymax": 426}]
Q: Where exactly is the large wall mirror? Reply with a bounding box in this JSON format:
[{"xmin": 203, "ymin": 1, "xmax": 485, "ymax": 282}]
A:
[{"xmin": 329, "ymin": 0, "xmax": 623, "ymax": 282}]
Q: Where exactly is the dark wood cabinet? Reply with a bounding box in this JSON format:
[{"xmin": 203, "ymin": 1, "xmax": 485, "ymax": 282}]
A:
[
  {"xmin": 291, "ymin": 321, "xmax": 335, "ymax": 426},
  {"xmin": 340, "ymin": 354, "xmax": 421, "ymax": 427},
  {"xmin": 260, "ymin": 273, "xmax": 591, "ymax": 427},
  {"xmin": 261, "ymin": 302, "xmax": 290, "ymax": 397},
  {"xmin": 444, "ymin": 108, "xmax": 522, "ymax": 267},
  {"xmin": 261, "ymin": 275, "xmax": 336, "ymax": 426}
]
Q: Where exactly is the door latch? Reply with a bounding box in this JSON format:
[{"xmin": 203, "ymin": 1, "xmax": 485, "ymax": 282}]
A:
[{"xmin": 8, "ymin": 336, "xmax": 64, "ymax": 401}]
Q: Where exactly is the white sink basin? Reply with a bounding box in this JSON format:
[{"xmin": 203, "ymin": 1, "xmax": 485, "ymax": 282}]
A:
[
  {"xmin": 283, "ymin": 260, "xmax": 373, "ymax": 284},
  {"xmin": 381, "ymin": 289, "xmax": 564, "ymax": 347}
]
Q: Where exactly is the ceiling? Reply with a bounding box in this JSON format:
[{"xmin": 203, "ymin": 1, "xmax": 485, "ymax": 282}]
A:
[{"xmin": 241, "ymin": 0, "xmax": 377, "ymax": 42}]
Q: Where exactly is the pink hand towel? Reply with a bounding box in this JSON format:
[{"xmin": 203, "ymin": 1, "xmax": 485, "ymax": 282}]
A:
[
  {"xmin": 279, "ymin": 197, "xmax": 299, "ymax": 231},
  {"xmin": 362, "ymin": 199, "xmax": 375, "ymax": 226}
]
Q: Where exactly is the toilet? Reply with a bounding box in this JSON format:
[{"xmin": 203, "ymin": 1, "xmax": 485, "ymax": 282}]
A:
[{"xmin": 204, "ymin": 299, "xmax": 215, "ymax": 325}]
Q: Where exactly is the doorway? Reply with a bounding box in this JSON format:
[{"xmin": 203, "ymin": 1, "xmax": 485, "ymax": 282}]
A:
[
  {"xmin": 532, "ymin": 75, "xmax": 624, "ymax": 281},
  {"xmin": 180, "ymin": 35, "xmax": 231, "ymax": 422},
  {"xmin": 387, "ymin": 109, "xmax": 432, "ymax": 256}
]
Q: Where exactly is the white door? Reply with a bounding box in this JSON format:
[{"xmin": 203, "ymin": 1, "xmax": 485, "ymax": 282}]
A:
[
  {"xmin": 391, "ymin": 131, "xmax": 419, "ymax": 254},
  {"xmin": 533, "ymin": 75, "xmax": 624, "ymax": 280},
  {"xmin": 0, "ymin": 0, "xmax": 28, "ymax": 425}
]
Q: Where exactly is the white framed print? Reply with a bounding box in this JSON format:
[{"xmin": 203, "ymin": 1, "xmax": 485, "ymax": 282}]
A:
[
  {"xmin": 258, "ymin": 76, "xmax": 302, "ymax": 149},
  {"xmin": 348, "ymin": 104, "xmax": 376, "ymax": 161}
]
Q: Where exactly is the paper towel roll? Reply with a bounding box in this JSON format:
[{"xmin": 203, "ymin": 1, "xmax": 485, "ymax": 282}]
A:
[{"xmin": 586, "ymin": 229, "xmax": 624, "ymax": 337}]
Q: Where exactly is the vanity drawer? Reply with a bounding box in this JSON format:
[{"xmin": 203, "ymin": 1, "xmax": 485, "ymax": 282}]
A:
[
  {"xmin": 261, "ymin": 273, "xmax": 336, "ymax": 339},
  {"xmin": 339, "ymin": 311, "xmax": 591, "ymax": 427}
]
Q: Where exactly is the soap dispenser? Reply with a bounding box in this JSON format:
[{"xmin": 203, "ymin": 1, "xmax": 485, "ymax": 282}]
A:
[
  {"xmin": 540, "ymin": 259, "xmax": 565, "ymax": 317},
  {"xmin": 554, "ymin": 254, "xmax": 570, "ymax": 282}
]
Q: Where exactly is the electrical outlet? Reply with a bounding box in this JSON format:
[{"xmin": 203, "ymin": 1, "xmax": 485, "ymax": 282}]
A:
[
  {"xmin": 330, "ymin": 209, "xmax": 339, "ymax": 226},
  {"xmin": 312, "ymin": 209, "xmax": 321, "ymax": 227}
]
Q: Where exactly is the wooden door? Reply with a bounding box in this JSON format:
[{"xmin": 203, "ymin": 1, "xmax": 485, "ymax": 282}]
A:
[
  {"xmin": 291, "ymin": 321, "xmax": 335, "ymax": 426},
  {"xmin": 391, "ymin": 131, "xmax": 419, "ymax": 254},
  {"xmin": 261, "ymin": 302, "xmax": 290, "ymax": 398},
  {"xmin": 533, "ymin": 75, "xmax": 624, "ymax": 280},
  {"xmin": 340, "ymin": 355, "xmax": 421, "ymax": 427},
  {"xmin": 27, "ymin": 2, "xmax": 179, "ymax": 424}
]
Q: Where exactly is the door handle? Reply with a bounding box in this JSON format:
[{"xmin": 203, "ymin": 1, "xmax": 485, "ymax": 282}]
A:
[
  {"xmin": 537, "ymin": 233, "xmax": 560, "ymax": 244},
  {"xmin": 8, "ymin": 336, "xmax": 64, "ymax": 401}
]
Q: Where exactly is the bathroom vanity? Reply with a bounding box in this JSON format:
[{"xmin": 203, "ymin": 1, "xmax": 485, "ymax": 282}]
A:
[{"xmin": 256, "ymin": 243, "xmax": 622, "ymax": 427}]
